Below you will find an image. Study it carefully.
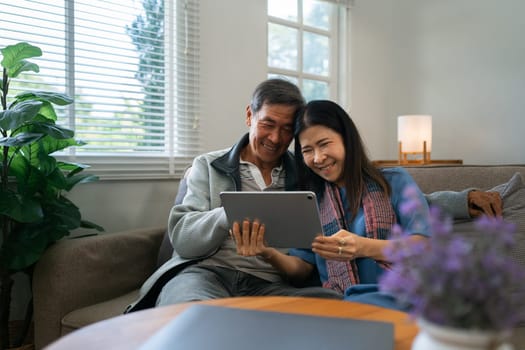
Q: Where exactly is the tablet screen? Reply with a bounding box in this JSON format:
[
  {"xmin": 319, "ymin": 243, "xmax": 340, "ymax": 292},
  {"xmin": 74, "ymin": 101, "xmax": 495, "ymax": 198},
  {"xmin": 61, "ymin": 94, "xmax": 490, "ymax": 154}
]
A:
[{"xmin": 220, "ymin": 191, "xmax": 323, "ymax": 248}]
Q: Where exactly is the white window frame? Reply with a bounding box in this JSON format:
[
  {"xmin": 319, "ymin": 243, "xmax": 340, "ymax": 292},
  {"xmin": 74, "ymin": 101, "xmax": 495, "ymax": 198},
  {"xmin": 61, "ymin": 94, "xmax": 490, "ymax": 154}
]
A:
[{"xmin": 267, "ymin": 0, "xmax": 351, "ymax": 103}]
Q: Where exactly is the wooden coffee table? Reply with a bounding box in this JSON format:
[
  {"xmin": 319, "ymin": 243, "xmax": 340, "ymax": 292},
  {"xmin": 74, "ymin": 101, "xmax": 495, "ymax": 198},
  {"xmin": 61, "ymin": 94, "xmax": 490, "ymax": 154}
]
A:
[{"xmin": 44, "ymin": 296, "xmax": 418, "ymax": 350}]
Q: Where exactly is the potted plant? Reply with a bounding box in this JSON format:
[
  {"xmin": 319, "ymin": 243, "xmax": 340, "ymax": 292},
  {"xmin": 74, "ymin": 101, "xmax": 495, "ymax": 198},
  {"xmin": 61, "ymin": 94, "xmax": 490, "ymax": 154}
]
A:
[
  {"xmin": 379, "ymin": 186, "xmax": 525, "ymax": 349},
  {"xmin": 0, "ymin": 42, "xmax": 103, "ymax": 349}
]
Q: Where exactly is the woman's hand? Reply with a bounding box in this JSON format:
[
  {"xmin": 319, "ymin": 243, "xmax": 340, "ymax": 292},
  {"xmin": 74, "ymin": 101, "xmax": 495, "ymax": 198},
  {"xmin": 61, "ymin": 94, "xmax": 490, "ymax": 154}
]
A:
[
  {"xmin": 311, "ymin": 230, "xmax": 362, "ymax": 261},
  {"xmin": 230, "ymin": 219, "xmax": 274, "ymax": 259}
]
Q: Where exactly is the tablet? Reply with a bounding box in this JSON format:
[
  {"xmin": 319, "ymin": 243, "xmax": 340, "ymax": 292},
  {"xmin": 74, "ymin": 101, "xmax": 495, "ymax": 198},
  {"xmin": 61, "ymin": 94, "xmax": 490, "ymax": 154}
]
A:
[{"xmin": 220, "ymin": 191, "xmax": 323, "ymax": 248}]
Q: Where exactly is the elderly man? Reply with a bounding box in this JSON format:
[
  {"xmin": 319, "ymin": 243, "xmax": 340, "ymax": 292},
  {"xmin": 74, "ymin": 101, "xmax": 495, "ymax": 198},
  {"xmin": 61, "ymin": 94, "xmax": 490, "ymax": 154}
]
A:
[{"xmin": 127, "ymin": 79, "xmax": 342, "ymax": 312}]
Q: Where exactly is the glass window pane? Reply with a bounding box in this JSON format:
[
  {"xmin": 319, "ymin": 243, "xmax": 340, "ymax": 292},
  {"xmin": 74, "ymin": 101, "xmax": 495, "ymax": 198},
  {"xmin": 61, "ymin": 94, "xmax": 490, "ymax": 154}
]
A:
[
  {"xmin": 303, "ymin": 0, "xmax": 331, "ymax": 30},
  {"xmin": 268, "ymin": 74, "xmax": 298, "ymax": 86},
  {"xmin": 268, "ymin": 23, "xmax": 298, "ymax": 71},
  {"xmin": 303, "ymin": 31, "xmax": 329, "ymax": 76},
  {"xmin": 303, "ymin": 79, "xmax": 329, "ymax": 101},
  {"xmin": 268, "ymin": 0, "xmax": 298, "ymax": 22}
]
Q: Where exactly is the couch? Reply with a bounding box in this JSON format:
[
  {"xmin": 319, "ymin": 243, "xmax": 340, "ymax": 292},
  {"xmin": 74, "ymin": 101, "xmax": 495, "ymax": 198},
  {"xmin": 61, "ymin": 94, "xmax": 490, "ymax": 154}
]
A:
[{"xmin": 32, "ymin": 164, "xmax": 525, "ymax": 349}]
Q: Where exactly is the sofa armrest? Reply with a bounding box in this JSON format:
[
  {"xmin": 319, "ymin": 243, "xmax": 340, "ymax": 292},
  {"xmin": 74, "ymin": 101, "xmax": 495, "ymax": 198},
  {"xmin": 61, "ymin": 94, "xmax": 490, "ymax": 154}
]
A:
[{"xmin": 33, "ymin": 226, "xmax": 166, "ymax": 349}]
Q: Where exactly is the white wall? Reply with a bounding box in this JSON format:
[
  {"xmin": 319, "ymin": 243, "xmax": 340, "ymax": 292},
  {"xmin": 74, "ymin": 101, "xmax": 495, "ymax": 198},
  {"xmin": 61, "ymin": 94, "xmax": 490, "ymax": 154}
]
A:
[
  {"xmin": 349, "ymin": 1, "xmax": 395, "ymax": 160},
  {"xmin": 351, "ymin": 0, "xmax": 525, "ymax": 163},
  {"xmin": 199, "ymin": 0, "xmax": 267, "ymax": 152}
]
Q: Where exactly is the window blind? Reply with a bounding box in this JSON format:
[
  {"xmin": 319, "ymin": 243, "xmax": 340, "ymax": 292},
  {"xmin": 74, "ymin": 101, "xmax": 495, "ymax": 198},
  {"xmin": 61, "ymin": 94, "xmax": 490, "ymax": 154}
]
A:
[{"xmin": 0, "ymin": 0, "xmax": 200, "ymax": 180}]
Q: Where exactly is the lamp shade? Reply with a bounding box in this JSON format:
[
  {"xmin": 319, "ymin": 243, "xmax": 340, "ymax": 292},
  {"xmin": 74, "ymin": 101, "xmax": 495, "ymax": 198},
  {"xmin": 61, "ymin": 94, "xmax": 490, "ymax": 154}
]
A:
[{"xmin": 397, "ymin": 115, "xmax": 432, "ymax": 152}]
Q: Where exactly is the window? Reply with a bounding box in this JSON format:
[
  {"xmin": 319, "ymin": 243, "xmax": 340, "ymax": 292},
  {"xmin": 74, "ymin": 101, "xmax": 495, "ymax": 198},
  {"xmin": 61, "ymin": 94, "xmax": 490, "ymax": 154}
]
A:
[
  {"xmin": 0, "ymin": 0, "xmax": 200, "ymax": 179},
  {"xmin": 267, "ymin": 0, "xmax": 350, "ymax": 102}
]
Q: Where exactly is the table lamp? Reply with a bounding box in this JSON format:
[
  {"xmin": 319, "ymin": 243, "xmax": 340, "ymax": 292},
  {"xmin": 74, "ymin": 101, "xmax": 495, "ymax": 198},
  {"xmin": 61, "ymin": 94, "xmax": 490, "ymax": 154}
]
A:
[{"xmin": 397, "ymin": 115, "xmax": 432, "ymax": 164}]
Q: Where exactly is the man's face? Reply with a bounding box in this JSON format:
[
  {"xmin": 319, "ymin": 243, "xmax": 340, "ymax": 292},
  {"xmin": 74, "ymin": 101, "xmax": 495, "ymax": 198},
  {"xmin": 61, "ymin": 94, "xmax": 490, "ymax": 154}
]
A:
[{"xmin": 244, "ymin": 103, "xmax": 296, "ymax": 169}]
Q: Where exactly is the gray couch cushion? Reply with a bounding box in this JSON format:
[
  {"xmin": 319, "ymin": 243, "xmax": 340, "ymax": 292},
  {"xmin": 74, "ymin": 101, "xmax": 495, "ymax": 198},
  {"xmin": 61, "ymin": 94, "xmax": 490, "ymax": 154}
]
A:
[
  {"xmin": 61, "ymin": 290, "xmax": 140, "ymax": 336},
  {"xmin": 406, "ymin": 165, "xmax": 525, "ymax": 193},
  {"xmin": 495, "ymin": 172, "xmax": 525, "ymax": 265}
]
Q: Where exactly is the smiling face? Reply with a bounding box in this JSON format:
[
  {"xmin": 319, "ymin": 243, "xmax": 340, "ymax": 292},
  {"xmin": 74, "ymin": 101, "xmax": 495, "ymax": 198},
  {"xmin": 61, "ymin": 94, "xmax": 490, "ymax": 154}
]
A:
[
  {"xmin": 299, "ymin": 125, "xmax": 346, "ymax": 187},
  {"xmin": 243, "ymin": 103, "xmax": 296, "ymax": 170}
]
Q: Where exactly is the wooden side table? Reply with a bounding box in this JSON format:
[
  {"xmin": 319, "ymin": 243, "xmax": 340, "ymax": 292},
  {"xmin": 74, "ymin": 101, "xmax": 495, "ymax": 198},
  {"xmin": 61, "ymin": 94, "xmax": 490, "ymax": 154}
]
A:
[{"xmin": 44, "ymin": 296, "xmax": 418, "ymax": 350}]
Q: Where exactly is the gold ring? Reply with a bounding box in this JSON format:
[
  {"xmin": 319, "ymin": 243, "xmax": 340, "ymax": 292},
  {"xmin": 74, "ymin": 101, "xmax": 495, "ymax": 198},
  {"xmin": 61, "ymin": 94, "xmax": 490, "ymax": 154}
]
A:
[
  {"xmin": 339, "ymin": 238, "xmax": 346, "ymax": 246},
  {"xmin": 338, "ymin": 246, "xmax": 343, "ymax": 255}
]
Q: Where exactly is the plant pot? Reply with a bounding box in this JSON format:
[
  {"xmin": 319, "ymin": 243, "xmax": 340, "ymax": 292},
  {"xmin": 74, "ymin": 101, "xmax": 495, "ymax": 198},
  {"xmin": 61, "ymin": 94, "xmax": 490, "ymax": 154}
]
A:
[{"xmin": 412, "ymin": 318, "xmax": 513, "ymax": 350}]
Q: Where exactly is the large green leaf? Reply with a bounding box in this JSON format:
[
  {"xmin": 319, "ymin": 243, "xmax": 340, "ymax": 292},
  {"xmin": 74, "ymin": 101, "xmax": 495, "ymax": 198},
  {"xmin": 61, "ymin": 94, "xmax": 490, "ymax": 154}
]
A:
[
  {"xmin": 6, "ymin": 151, "xmax": 31, "ymax": 182},
  {"xmin": 44, "ymin": 166, "xmax": 68, "ymax": 191},
  {"xmin": 8, "ymin": 154, "xmax": 47, "ymax": 197},
  {"xmin": 26, "ymin": 121, "xmax": 75, "ymax": 139},
  {"xmin": 0, "ymin": 42, "xmax": 42, "ymax": 77},
  {"xmin": 58, "ymin": 161, "xmax": 91, "ymax": 176},
  {"xmin": 10, "ymin": 103, "xmax": 54, "ymax": 125},
  {"xmin": 10, "ymin": 92, "xmax": 73, "ymax": 124},
  {"xmin": 64, "ymin": 173, "xmax": 100, "ymax": 191},
  {"xmin": 36, "ymin": 135, "xmax": 80, "ymax": 155},
  {"xmin": 36, "ymin": 100, "xmax": 58, "ymax": 122},
  {"xmin": 36, "ymin": 153, "xmax": 58, "ymax": 177},
  {"xmin": 0, "ymin": 42, "xmax": 42, "ymax": 67},
  {"xmin": 0, "ymin": 100, "xmax": 43, "ymax": 131},
  {"xmin": 0, "ymin": 132, "xmax": 43, "ymax": 147},
  {"xmin": 55, "ymin": 161, "xmax": 99, "ymax": 189},
  {"xmin": 1, "ymin": 224, "xmax": 56, "ymax": 270},
  {"xmin": 9, "ymin": 138, "xmax": 84, "ymax": 196},
  {"xmin": 46, "ymin": 196, "xmax": 83, "ymax": 230},
  {"xmin": 80, "ymin": 220, "xmax": 105, "ymax": 232},
  {"xmin": 0, "ymin": 189, "xmax": 43, "ymax": 223},
  {"xmin": 0, "ymin": 194, "xmax": 89, "ymax": 270},
  {"xmin": 14, "ymin": 137, "xmax": 80, "ymax": 172},
  {"xmin": 7, "ymin": 60, "xmax": 40, "ymax": 79},
  {"xmin": 15, "ymin": 91, "xmax": 74, "ymax": 106}
]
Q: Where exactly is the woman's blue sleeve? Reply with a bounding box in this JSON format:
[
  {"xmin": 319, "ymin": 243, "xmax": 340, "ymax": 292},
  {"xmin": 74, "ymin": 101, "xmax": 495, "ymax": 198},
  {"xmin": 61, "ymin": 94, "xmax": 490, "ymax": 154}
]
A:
[
  {"xmin": 387, "ymin": 167, "xmax": 432, "ymax": 237},
  {"xmin": 288, "ymin": 248, "xmax": 317, "ymax": 265}
]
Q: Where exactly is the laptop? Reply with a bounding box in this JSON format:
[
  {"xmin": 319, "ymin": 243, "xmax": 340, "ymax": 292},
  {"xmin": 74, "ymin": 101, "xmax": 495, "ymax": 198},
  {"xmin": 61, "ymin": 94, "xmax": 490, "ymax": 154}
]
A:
[
  {"xmin": 220, "ymin": 191, "xmax": 323, "ymax": 248},
  {"xmin": 139, "ymin": 304, "xmax": 394, "ymax": 350}
]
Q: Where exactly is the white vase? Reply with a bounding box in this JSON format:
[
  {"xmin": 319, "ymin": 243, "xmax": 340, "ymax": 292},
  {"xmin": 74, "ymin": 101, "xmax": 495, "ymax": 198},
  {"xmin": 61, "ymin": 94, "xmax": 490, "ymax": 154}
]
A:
[{"xmin": 411, "ymin": 318, "xmax": 514, "ymax": 350}]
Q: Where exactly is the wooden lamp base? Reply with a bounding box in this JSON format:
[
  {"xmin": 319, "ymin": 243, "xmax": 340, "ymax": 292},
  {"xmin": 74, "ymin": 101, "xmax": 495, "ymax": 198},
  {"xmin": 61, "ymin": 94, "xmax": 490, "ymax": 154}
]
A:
[{"xmin": 398, "ymin": 141, "xmax": 431, "ymax": 165}]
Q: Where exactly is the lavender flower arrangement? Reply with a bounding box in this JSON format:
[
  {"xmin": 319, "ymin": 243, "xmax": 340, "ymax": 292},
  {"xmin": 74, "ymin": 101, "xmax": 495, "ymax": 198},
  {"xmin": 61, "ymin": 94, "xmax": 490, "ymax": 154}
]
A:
[{"xmin": 379, "ymin": 186, "xmax": 525, "ymax": 331}]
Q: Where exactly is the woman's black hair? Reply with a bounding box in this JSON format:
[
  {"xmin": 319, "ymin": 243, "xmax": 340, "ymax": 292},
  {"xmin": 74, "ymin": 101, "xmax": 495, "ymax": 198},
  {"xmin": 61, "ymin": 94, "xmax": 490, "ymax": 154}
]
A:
[{"xmin": 294, "ymin": 100, "xmax": 391, "ymax": 219}]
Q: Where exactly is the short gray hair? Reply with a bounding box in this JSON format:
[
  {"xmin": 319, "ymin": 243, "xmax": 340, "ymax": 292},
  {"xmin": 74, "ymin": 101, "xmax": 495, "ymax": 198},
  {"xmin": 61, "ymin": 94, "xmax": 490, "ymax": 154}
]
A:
[{"xmin": 250, "ymin": 78, "xmax": 305, "ymax": 115}]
